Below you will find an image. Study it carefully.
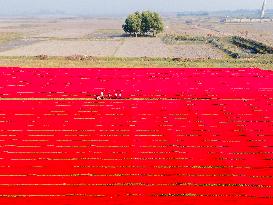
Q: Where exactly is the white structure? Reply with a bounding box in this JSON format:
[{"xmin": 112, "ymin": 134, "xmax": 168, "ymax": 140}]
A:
[
  {"xmin": 261, "ymin": 0, "xmax": 267, "ymax": 18},
  {"xmin": 221, "ymin": 18, "xmax": 272, "ymax": 23},
  {"xmin": 220, "ymin": 0, "xmax": 272, "ymax": 23}
]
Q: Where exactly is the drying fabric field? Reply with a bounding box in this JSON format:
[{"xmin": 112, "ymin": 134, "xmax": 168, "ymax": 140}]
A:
[{"xmin": 0, "ymin": 67, "xmax": 273, "ymax": 205}]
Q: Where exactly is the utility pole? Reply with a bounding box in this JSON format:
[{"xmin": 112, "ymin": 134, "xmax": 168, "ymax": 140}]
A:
[{"xmin": 261, "ymin": 0, "xmax": 267, "ymax": 18}]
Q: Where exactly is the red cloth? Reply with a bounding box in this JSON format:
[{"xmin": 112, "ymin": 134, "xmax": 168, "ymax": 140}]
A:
[{"xmin": 0, "ymin": 67, "xmax": 272, "ymax": 205}]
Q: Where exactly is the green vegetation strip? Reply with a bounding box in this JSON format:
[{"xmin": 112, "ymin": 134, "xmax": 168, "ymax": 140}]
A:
[
  {"xmin": 0, "ymin": 32, "xmax": 23, "ymax": 44},
  {"xmin": 0, "ymin": 56, "xmax": 272, "ymax": 70},
  {"xmin": 231, "ymin": 36, "xmax": 273, "ymax": 54},
  {"xmin": 162, "ymin": 34, "xmax": 207, "ymax": 44}
]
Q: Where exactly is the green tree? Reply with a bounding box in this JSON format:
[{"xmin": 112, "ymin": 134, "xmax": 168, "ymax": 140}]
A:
[
  {"xmin": 122, "ymin": 12, "xmax": 142, "ymax": 37},
  {"xmin": 150, "ymin": 12, "xmax": 164, "ymax": 36},
  {"xmin": 123, "ymin": 11, "xmax": 164, "ymax": 37}
]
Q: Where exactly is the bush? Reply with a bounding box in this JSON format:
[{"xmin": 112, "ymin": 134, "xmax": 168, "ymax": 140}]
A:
[
  {"xmin": 35, "ymin": 54, "xmax": 48, "ymax": 60},
  {"xmin": 122, "ymin": 11, "xmax": 164, "ymax": 37}
]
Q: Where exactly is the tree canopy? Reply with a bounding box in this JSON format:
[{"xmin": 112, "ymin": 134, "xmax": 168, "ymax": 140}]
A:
[{"xmin": 122, "ymin": 11, "xmax": 164, "ymax": 37}]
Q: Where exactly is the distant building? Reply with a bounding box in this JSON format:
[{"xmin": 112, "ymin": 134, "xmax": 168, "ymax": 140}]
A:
[{"xmin": 220, "ymin": 18, "xmax": 273, "ymax": 23}]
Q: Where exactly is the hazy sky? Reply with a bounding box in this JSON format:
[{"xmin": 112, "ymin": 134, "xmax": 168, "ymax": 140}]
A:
[{"xmin": 1, "ymin": 0, "xmax": 273, "ymax": 15}]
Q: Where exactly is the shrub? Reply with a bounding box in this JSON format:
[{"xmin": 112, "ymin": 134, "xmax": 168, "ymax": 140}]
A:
[{"xmin": 36, "ymin": 54, "xmax": 48, "ymax": 60}]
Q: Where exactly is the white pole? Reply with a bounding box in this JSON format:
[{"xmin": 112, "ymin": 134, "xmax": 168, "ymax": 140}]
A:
[{"xmin": 261, "ymin": 0, "xmax": 267, "ymax": 18}]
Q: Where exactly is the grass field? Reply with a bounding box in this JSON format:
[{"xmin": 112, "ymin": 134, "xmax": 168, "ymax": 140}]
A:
[{"xmin": 0, "ymin": 56, "xmax": 272, "ymax": 70}]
